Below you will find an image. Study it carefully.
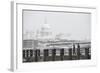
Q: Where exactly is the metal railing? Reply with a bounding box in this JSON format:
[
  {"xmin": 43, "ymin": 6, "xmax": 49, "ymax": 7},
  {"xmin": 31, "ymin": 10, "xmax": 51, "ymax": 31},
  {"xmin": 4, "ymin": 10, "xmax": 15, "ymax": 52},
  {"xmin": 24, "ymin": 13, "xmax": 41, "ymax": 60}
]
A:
[{"xmin": 23, "ymin": 43, "xmax": 91, "ymax": 62}]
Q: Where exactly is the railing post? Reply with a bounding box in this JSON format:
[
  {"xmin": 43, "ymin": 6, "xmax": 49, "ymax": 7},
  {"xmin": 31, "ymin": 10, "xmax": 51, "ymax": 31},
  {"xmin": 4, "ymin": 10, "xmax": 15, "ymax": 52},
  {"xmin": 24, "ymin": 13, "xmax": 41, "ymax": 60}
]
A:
[
  {"xmin": 23, "ymin": 50, "xmax": 28, "ymax": 62},
  {"xmin": 34, "ymin": 49, "xmax": 38, "ymax": 62},
  {"xmin": 69, "ymin": 48, "xmax": 72, "ymax": 60},
  {"xmin": 77, "ymin": 44, "xmax": 80, "ymax": 59},
  {"xmin": 26, "ymin": 50, "xmax": 28, "ymax": 58},
  {"xmin": 30, "ymin": 50, "xmax": 33, "ymax": 57},
  {"xmin": 73, "ymin": 44, "xmax": 76, "ymax": 55},
  {"xmin": 44, "ymin": 49, "xmax": 49, "ymax": 61},
  {"xmin": 60, "ymin": 48, "xmax": 64, "ymax": 60},
  {"xmin": 28, "ymin": 50, "xmax": 30, "ymax": 58},
  {"xmin": 85, "ymin": 48, "xmax": 90, "ymax": 59},
  {"xmin": 34, "ymin": 49, "xmax": 40, "ymax": 62},
  {"xmin": 38, "ymin": 49, "xmax": 40, "ymax": 61},
  {"xmin": 23, "ymin": 50, "xmax": 25, "ymax": 58},
  {"xmin": 52, "ymin": 49, "xmax": 56, "ymax": 61}
]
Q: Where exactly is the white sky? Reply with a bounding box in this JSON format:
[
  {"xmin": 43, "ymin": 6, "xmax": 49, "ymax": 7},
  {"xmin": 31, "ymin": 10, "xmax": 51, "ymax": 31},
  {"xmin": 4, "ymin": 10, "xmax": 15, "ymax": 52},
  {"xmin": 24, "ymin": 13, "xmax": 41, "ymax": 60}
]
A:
[{"xmin": 23, "ymin": 10, "xmax": 91, "ymax": 41}]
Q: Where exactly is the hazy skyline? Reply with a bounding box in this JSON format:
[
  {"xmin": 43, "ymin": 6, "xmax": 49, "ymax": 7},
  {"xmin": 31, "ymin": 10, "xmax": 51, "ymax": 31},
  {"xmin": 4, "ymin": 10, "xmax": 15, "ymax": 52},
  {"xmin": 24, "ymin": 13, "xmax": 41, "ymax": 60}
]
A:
[{"xmin": 23, "ymin": 10, "xmax": 91, "ymax": 41}]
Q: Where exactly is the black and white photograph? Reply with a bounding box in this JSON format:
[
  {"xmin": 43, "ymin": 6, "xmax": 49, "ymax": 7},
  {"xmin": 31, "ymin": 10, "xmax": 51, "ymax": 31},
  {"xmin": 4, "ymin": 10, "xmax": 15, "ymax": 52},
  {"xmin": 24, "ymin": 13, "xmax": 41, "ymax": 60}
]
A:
[
  {"xmin": 10, "ymin": 1, "xmax": 97, "ymax": 71},
  {"xmin": 22, "ymin": 9, "xmax": 91, "ymax": 63}
]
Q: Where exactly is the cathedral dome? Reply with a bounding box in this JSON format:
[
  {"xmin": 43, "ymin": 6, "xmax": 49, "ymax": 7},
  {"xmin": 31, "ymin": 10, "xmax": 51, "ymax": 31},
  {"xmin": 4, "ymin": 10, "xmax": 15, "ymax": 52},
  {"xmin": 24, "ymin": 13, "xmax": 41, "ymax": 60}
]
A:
[{"xmin": 42, "ymin": 23, "xmax": 51, "ymax": 29}]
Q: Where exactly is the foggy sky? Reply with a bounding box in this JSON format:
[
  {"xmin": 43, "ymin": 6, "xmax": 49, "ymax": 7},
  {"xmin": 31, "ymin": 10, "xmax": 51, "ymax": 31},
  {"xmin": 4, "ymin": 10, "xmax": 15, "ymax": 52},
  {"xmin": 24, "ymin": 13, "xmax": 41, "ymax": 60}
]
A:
[{"xmin": 23, "ymin": 10, "xmax": 91, "ymax": 41}]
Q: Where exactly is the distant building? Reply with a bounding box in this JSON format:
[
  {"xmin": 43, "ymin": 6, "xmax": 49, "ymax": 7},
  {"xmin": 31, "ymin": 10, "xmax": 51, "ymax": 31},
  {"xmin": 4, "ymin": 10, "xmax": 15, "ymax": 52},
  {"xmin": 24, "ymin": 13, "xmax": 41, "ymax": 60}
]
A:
[
  {"xmin": 37, "ymin": 23, "xmax": 53, "ymax": 40},
  {"xmin": 23, "ymin": 17, "xmax": 91, "ymax": 51}
]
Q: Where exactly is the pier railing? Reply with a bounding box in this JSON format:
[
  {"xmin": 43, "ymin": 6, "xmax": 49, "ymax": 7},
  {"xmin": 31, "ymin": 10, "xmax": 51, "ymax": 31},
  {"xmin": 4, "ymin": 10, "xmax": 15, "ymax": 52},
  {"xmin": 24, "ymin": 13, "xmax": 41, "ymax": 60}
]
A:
[{"xmin": 23, "ymin": 43, "xmax": 91, "ymax": 62}]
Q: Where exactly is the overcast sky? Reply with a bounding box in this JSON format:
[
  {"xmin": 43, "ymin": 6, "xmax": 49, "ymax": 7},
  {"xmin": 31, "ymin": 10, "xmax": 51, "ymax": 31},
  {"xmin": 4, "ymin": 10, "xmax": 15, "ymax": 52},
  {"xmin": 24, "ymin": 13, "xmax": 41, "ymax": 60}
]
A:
[{"xmin": 23, "ymin": 10, "xmax": 91, "ymax": 41}]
